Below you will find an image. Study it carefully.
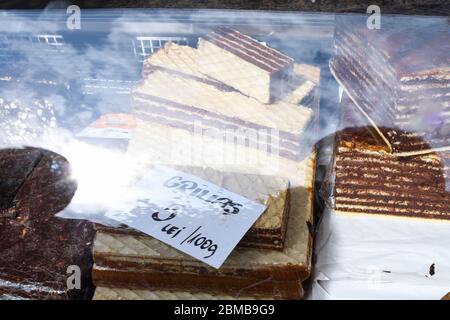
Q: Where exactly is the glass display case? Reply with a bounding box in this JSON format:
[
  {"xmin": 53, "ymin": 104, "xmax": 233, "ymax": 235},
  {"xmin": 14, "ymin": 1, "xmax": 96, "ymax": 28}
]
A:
[{"xmin": 0, "ymin": 8, "xmax": 448, "ymax": 300}]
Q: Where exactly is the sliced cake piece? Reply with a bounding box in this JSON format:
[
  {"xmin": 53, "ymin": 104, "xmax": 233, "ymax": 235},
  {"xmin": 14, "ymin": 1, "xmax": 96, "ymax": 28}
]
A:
[
  {"xmin": 92, "ymin": 152, "xmax": 315, "ymax": 300},
  {"xmin": 197, "ymin": 27, "xmax": 294, "ymax": 104},
  {"xmin": 331, "ymin": 95, "xmax": 450, "ymax": 220},
  {"xmin": 96, "ymin": 166, "xmax": 290, "ymax": 250}
]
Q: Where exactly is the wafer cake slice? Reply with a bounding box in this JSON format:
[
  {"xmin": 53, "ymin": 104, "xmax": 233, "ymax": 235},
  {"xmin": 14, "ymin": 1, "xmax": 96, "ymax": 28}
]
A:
[
  {"xmin": 197, "ymin": 27, "xmax": 294, "ymax": 104},
  {"xmin": 96, "ymin": 166, "xmax": 291, "ymax": 250},
  {"xmin": 92, "ymin": 152, "xmax": 315, "ymax": 299},
  {"xmin": 331, "ymin": 95, "xmax": 450, "ymax": 220}
]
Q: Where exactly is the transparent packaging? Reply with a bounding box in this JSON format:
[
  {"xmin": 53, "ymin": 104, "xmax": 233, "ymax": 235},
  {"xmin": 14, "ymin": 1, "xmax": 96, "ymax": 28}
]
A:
[{"xmin": 0, "ymin": 9, "xmax": 448, "ymax": 300}]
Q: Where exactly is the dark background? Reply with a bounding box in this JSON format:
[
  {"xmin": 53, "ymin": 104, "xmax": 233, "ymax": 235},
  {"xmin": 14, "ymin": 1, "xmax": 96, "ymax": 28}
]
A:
[{"xmin": 1, "ymin": 0, "xmax": 449, "ymax": 16}]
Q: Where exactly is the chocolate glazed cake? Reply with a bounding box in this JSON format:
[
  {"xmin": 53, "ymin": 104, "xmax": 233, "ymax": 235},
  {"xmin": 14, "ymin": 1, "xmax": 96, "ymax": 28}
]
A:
[
  {"xmin": 331, "ymin": 16, "xmax": 450, "ymax": 155},
  {"xmin": 0, "ymin": 147, "xmax": 95, "ymax": 300},
  {"xmin": 331, "ymin": 96, "xmax": 450, "ymax": 220}
]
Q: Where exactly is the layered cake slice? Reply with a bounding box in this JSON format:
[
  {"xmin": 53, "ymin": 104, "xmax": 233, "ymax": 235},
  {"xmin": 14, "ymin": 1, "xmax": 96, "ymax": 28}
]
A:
[
  {"xmin": 92, "ymin": 151, "xmax": 315, "ymax": 299},
  {"xmin": 0, "ymin": 148, "xmax": 95, "ymax": 300},
  {"xmin": 96, "ymin": 167, "xmax": 291, "ymax": 250},
  {"xmin": 197, "ymin": 27, "xmax": 294, "ymax": 104},
  {"xmin": 331, "ymin": 95, "xmax": 450, "ymax": 220},
  {"xmin": 331, "ymin": 16, "xmax": 450, "ymax": 155}
]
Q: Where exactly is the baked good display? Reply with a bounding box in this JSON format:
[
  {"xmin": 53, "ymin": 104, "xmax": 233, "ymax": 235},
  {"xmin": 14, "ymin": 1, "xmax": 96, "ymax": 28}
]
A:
[
  {"xmin": 0, "ymin": 26, "xmax": 320, "ymax": 300},
  {"xmin": 331, "ymin": 16, "xmax": 450, "ymax": 155},
  {"xmin": 90, "ymin": 28, "xmax": 320, "ymax": 300},
  {"xmin": 0, "ymin": 147, "xmax": 95, "ymax": 300}
]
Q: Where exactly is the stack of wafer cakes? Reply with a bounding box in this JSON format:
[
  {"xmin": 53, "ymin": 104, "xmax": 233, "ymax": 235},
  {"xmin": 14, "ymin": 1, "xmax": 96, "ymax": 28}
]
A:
[{"xmin": 92, "ymin": 28, "xmax": 320, "ymax": 300}]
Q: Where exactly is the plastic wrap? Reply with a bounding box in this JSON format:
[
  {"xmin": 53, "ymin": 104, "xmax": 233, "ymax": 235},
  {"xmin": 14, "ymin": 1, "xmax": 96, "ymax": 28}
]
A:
[
  {"xmin": 0, "ymin": 9, "xmax": 448, "ymax": 300},
  {"xmin": 0, "ymin": 9, "xmax": 330, "ymax": 300}
]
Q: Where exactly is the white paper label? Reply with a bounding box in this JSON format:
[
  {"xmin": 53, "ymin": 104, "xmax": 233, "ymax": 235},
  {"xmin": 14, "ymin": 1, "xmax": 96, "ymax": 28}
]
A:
[{"xmin": 105, "ymin": 166, "xmax": 266, "ymax": 268}]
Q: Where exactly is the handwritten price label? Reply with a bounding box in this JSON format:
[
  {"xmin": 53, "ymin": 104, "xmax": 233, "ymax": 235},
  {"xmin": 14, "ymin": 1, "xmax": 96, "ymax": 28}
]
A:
[{"xmin": 105, "ymin": 166, "xmax": 266, "ymax": 268}]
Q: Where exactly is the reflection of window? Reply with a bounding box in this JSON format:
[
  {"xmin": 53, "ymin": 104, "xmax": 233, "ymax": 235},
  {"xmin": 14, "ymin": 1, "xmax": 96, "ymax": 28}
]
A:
[
  {"xmin": 36, "ymin": 35, "xmax": 64, "ymax": 47},
  {"xmin": 0, "ymin": 33, "xmax": 65, "ymax": 65},
  {"xmin": 132, "ymin": 37, "xmax": 189, "ymax": 61}
]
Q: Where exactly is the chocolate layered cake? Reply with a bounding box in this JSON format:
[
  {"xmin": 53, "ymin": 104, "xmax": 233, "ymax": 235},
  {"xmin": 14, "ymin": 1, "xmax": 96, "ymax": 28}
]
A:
[
  {"xmin": 0, "ymin": 148, "xmax": 95, "ymax": 299},
  {"xmin": 92, "ymin": 152, "xmax": 316, "ymax": 300},
  {"xmin": 331, "ymin": 16, "xmax": 450, "ymax": 155},
  {"xmin": 331, "ymin": 95, "xmax": 450, "ymax": 220},
  {"xmin": 97, "ymin": 166, "xmax": 290, "ymax": 250},
  {"xmin": 197, "ymin": 27, "xmax": 294, "ymax": 104}
]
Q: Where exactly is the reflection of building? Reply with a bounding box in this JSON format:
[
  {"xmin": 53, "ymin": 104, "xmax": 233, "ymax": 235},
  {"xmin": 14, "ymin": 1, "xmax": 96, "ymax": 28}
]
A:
[
  {"xmin": 132, "ymin": 36, "xmax": 189, "ymax": 61},
  {"xmin": 0, "ymin": 33, "xmax": 65, "ymax": 65}
]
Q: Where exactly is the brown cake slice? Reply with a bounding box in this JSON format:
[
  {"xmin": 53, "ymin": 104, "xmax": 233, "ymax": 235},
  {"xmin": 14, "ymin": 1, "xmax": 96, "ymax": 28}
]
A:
[
  {"xmin": 0, "ymin": 148, "xmax": 95, "ymax": 300},
  {"xmin": 92, "ymin": 151, "xmax": 316, "ymax": 300},
  {"xmin": 197, "ymin": 27, "xmax": 294, "ymax": 104},
  {"xmin": 331, "ymin": 95, "xmax": 450, "ymax": 220}
]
